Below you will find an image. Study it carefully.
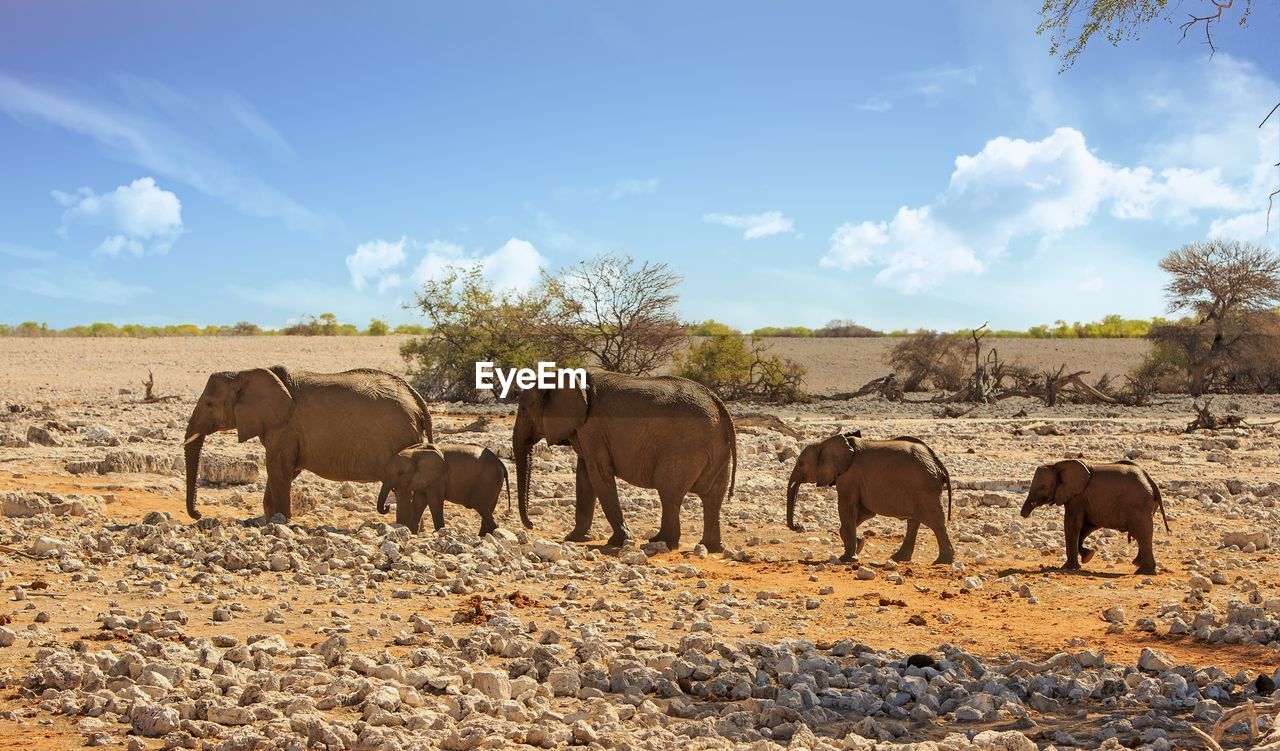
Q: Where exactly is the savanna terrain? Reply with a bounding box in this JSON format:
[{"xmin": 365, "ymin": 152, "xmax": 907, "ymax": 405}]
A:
[{"xmin": 0, "ymin": 336, "xmax": 1276, "ymax": 751}]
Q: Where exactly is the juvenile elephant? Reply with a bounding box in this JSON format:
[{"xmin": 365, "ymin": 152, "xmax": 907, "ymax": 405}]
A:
[
  {"xmin": 1020, "ymin": 459, "xmax": 1169, "ymax": 575},
  {"xmin": 786, "ymin": 431, "xmax": 954, "ymax": 564},
  {"xmin": 183, "ymin": 366, "xmax": 433, "ymax": 520},
  {"xmin": 513, "ymin": 370, "xmax": 737, "ymax": 552},
  {"xmin": 377, "ymin": 443, "xmax": 510, "ymax": 536}
]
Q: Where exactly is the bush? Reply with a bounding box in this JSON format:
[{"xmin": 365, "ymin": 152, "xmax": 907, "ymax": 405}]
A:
[
  {"xmin": 815, "ymin": 319, "xmax": 881, "ymax": 337},
  {"xmin": 228, "ymin": 321, "xmax": 262, "ymax": 336},
  {"xmin": 674, "ymin": 334, "xmax": 806, "ymax": 403},
  {"xmin": 886, "ymin": 330, "xmax": 968, "ymax": 391},
  {"xmin": 393, "ymin": 323, "xmax": 429, "ymax": 335},
  {"xmin": 283, "ymin": 312, "xmax": 352, "ymax": 336},
  {"xmin": 751, "ymin": 326, "xmax": 813, "ymax": 337},
  {"xmin": 366, "ymin": 318, "xmax": 390, "ymax": 336},
  {"xmin": 687, "ymin": 320, "xmax": 740, "ymax": 337},
  {"xmin": 1137, "ymin": 312, "xmax": 1280, "ymax": 394},
  {"xmin": 400, "ymin": 266, "xmax": 570, "ymax": 402}
]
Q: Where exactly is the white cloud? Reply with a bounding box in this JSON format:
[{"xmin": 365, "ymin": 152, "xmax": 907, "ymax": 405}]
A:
[
  {"xmin": 858, "ymin": 97, "xmax": 892, "ymax": 113},
  {"xmin": 823, "ymin": 125, "xmax": 1266, "ymax": 294},
  {"xmin": 0, "ymin": 73, "xmax": 325, "ymax": 231},
  {"xmin": 703, "ymin": 210, "xmax": 795, "ymax": 239},
  {"xmin": 346, "ymin": 237, "xmax": 409, "ymax": 291},
  {"xmin": 53, "ymin": 177, "xmax": 185, "ymax": 257},
  {"xmin": 347, "ymin": 236, "xmax": 548, "ymax": 295}
]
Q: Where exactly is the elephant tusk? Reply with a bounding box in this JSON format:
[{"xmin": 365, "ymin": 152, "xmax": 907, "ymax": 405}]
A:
[{"xmin": 184, "ymin": 433, "xmax": 203, "ymax": 445}]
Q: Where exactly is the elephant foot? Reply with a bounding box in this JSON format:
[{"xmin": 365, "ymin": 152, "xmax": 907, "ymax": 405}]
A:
[
  {"xmin": 1062, "ymin": 561, "xmax": 1082, "ymax": 571},
  {"xmin": 1135, "ymin": 563, "xmax": 1157, "ymax": 575},
  {"xmin": 564, "ymin": 529, "xmax": 594, "ymax": 543},
  {"xmin": 606, "ymin": 529, "xmax": 633, "ymax": 547},
  {"xmin": 855, "ymin": 539, "xmax": 866, "ymax": 555},
  {"xmin": 479, "ymin": 524, "xmax": 497, "ymax": 537},
  {"xmin": 839, "ymin": 551, "xmax": 859, "ymax": 564},
  {"xmin": 891, "ymin": 550, "xmax": 915, "ymax": 563},
  {"xmin": 1080, "ymin": 548, "xmax": 1096, "ymax": 564},
  {"xmin": 696, "ymin": 538, "xmax": 723, "ymax": 554},
  {"xmin": 931, "ymin": 553, "xmax": 954, "ymax": 565},
  {"xmin": 648, "ymin": 533, "xmax": 681, "ymax": 550}
]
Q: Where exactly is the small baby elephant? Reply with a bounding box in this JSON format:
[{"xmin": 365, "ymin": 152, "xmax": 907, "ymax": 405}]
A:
[
  {"xmin": 786, "ymin": 431, "xmax": 954, "ymax": 564},
  {"xmin": 377, "ymin": 443, "xmax": 510, "ymax": 536},
  {"xmin": 1020, "ymin": 459, "xmax": 1169, "ymax": 575}
]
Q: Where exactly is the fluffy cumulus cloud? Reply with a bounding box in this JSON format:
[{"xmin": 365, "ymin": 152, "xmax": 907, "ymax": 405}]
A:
[
  {"xmin": 346, "ymin": 236, "xmax": 547, "ymax": 294},
  {"xmin": 52, "ymin": 177, "xmax": 184, "ymax": 257},
  {"xmin": 703, "ymin": 210, "xmax": 795, "ymax": 239},
  {"xmin": 823, "ymin": 123, "xmax": 1265, "ymax": 293},
  {"xmin": 346, "ymin": 237, "xmax": 408, "ymax": 292}
]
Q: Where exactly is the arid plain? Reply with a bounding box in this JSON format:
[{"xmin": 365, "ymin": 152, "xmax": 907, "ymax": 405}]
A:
[{"xmin": 1, "ymin": 336, "xmax": 1277, "ymax": 750}]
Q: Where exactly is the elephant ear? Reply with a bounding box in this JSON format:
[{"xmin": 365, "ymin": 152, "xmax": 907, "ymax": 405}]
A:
[
  {"xmin": 233, "ymin": 368, "xmax": 294, "ymax": 443},
  {"xmin": 410, "ymin": 446, "xmax": 447, "ymax": 491},
  {"xmin": 541, "ymin": 385, "xmax": 588, "ymax": 446},
  {"xmin": 816, "ymin": 434, "xmax": 855, "ymax": 485},
  {"xmin": 1053, "ymin": 459, "xmax": 1092, "ymax": 503}
]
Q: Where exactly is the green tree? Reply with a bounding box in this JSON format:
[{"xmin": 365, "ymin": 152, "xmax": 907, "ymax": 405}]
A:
[
  {"xmin": 674, "ymin": 334, "xmax": 806, "ymax": 403},
  {"xmin": 400, "ymin": 266, "xmax": 567, "ymax": 401},
  {"xmin": 366, "ymin": 318, "xmax": 390, "ymax": 336}
]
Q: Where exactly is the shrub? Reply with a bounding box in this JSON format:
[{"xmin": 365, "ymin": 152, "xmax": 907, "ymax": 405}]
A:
[
  {"xmin": 815, "ymin": 319, "xmax": 881, "ymax": 337},
  {"xmin": 751, "ymin": 326, "xmax": 814, "ymax": 337},
  {"xmin": 886, "ymin": 330, "xmax": 968, "ymax": 391},
  {"xmin": 393, "ymin": 323, "xmax": 429, "ymax": 335},
  {"xmin": 228, "ymin": 321, "xmax": 262, "ymax": 336},
  {"xmin": 687, "ymin": 320, "xmax": 740, "ymax": 337},
  {"xmin": 674, "ymin": 334, "xmax": 806, "ymax": 403},
  {"xmin": 366, "ymin": 318, "xmax": 390, "ymax": 336},
  {"xmin": 400, "ymin": 266, "xmax": 570, "ymax": 402}
]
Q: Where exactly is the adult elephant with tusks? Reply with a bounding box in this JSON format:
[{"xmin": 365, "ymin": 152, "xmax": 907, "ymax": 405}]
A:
[
  {"xmin": 512, "ymin": 370, "xmax": 737, "ymax": 552},
  {"xmin": 182, "ymin": 366, "xmax": 433, "ymax": 521}
]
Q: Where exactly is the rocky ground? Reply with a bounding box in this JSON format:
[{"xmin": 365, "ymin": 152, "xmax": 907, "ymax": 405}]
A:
[{"xmin": 0, "ymin": 342, "xmax": 1278, "ymax": 750}]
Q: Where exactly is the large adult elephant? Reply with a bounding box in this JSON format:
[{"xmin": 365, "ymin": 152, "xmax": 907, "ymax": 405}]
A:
[
  {"xmin": 182, "ymin": 366, "xmax": 433, "ymax": 520},
  {"xmin": 512, "ymin": 371, "xmax": 737, "ymax": 552}
]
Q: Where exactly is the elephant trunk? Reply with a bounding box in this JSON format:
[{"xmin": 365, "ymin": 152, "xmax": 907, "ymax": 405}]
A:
[
  {"xmin": 1019, "ymin": 496, "xmax": 1036, "ymax": 518},
  {"xmin": 513, "ymin": 411, "xmax": 535, "ymax": 529},
  {"xmin": 184, "ymin": 432, "xmax": 205, "ymax": 520},
  {"xmin": 377, "ymin": 482, "xmax": 393, "ymax": 514},
  {"xmin": 786, "ymin": 480, "xmax": 803, "ymax": 531}
]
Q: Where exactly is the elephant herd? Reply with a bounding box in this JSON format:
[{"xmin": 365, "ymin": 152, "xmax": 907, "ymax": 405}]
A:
[{"xmin": 182, "ymin": 366, "xmax": 1170, "ymax": 575}]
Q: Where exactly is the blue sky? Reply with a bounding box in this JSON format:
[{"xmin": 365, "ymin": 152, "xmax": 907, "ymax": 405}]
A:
[{"xmin": 1, "ymin": 1, "xmax": 1277, "ymax": 331}]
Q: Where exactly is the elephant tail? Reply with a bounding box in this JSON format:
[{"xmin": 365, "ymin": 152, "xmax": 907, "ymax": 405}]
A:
[
  {"xmin": 1142, "ymin": 467, "xmax": 1169, "ymax": 533},
  {"xmin": 896, "ymin": 436, "xmax": 952, "ymax": 521},
  {"xmin": 501, "ymin": 460, "xmax": 512, "ymax": 512},
  {"xmin": 405, "ymin": 380, "xmax": 434, "ymax": 442},
  {"xmin": 712, "ymin": 393, "xmax": 737, "ymax": 499}
]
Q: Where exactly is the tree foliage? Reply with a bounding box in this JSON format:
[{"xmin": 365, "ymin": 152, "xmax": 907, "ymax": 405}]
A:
[
  {"xmin": 1039, "ymin": 0, "xmax": 1256, "ymax": 70},
  {"xmin": 886, "ymin": 330, "xmax": 969, "ymax": 391},
  {"xmin": 542, "ymin": 252, "xmax": 686, "ymax": 375},
  {"xmin": 400, "ymin": 266, "xmax": 568, "ymax": 402},
  {"xmin": 674, "ymin": 334, "xmax": 807, "ymax": 403}
]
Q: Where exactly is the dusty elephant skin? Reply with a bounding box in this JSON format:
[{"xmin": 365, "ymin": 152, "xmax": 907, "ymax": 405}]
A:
[
  {"xmin": 512, "ymin": 370, "xmax": 737, "ymax": 552},
  {"xmin": 787, "ymin": 431, "xmax": 954, "ymax": 565},
  {"xmin": 1021, "ymin": 458, "xmax": 1169, "ymax": 575},
  {"xmin": 183, "ymin": 366, "xmax": 433, "ymax": 520},
  {"xmin": 378, "ymin": 442, "xmax": 509, "ymax": 536}
]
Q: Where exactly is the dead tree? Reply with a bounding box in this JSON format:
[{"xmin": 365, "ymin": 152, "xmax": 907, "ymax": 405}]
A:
[
  {"xmin": 140, "ymin": 370, "xmax": 180, "ymax": 403},
  {"xmin": 1185, "ymin": 398, "xmax": 1244, "ymax": 432}
]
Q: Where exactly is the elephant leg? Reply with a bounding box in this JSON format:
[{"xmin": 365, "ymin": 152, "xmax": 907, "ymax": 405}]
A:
[
  {"xmin": 1078, "ymin": 521, "xmax": 1097, "ymax": 564},
  {"xmin": 1133, "ymin": 514, "xmax": 1156, "ymax": 575},
  {"xmin": 263, "ymin": 459, "xmax": 294, "ymax": 521},
  {"xmin": 1063, "ymin": 507, "xmax": 1084, "ymax": 570},
  {"xmin": 838, "ymin": 501, "xmax": 862, "ymax": 563},
  {"xmin": 650, "ymin": 488, "xmax": 685, "ymax": 550},
  {"xmin": 891, "ymin": 519, "xmax": 920, "ymax": 563},
  {"xmin": 394, "ymin": 489, "xmax": 413, "ymax": 529},
  {"xmin": 696, "ymin": 491, "xmax": 724, "ymax": 554},
  {"xmin": 584, "ymin": 462, "xmax": 631, "ymax": 547},
  {"xmin": 922, "ymin": 504, "xmax": 954, "ymax": 565},
  {"xmin": 426, "ymin": 490, "xmax": 445, "ymax": 532},
  {"xmin": 565, "ymin": 456, "xmax": 597, "ymax": 542}
]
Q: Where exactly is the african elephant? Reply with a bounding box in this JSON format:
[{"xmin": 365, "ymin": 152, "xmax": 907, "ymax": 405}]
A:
[
  {"xmin": 513, "ymin": 370, "xmax": 737, "ymax": 552},
  {"xmin": 786, "ymin": 431, "xmax": 954, "ymax": 564},
  {"xmin": 183, "ymin": 366, "xmax": 433, "ymax": 520},
  {"xmin": 377, "ymin": 443, "xmax": 509, "ymax": 536},
  {"xmin": 1020, "ymin": 459, "xmax": 1168, "ymax": 575}
]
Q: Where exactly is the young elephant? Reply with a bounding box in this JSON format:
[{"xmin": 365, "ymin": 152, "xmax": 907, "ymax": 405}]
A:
[
  {"xmin": 786, "ymin": 431, "xmax": 954, "ymax": 564},
  {"xmin": 1020, "ymin": 459, "xmax": 1169, "ymax": 575},
  {"xmin": 377, "ymin": 443, "xmax": 510, "ymax": 536}
]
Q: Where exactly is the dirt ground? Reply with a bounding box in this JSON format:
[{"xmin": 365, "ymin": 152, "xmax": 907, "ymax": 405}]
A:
[{"xmin": 0, "ymin": 336, "xmax": 1276, "ymax": 750}]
